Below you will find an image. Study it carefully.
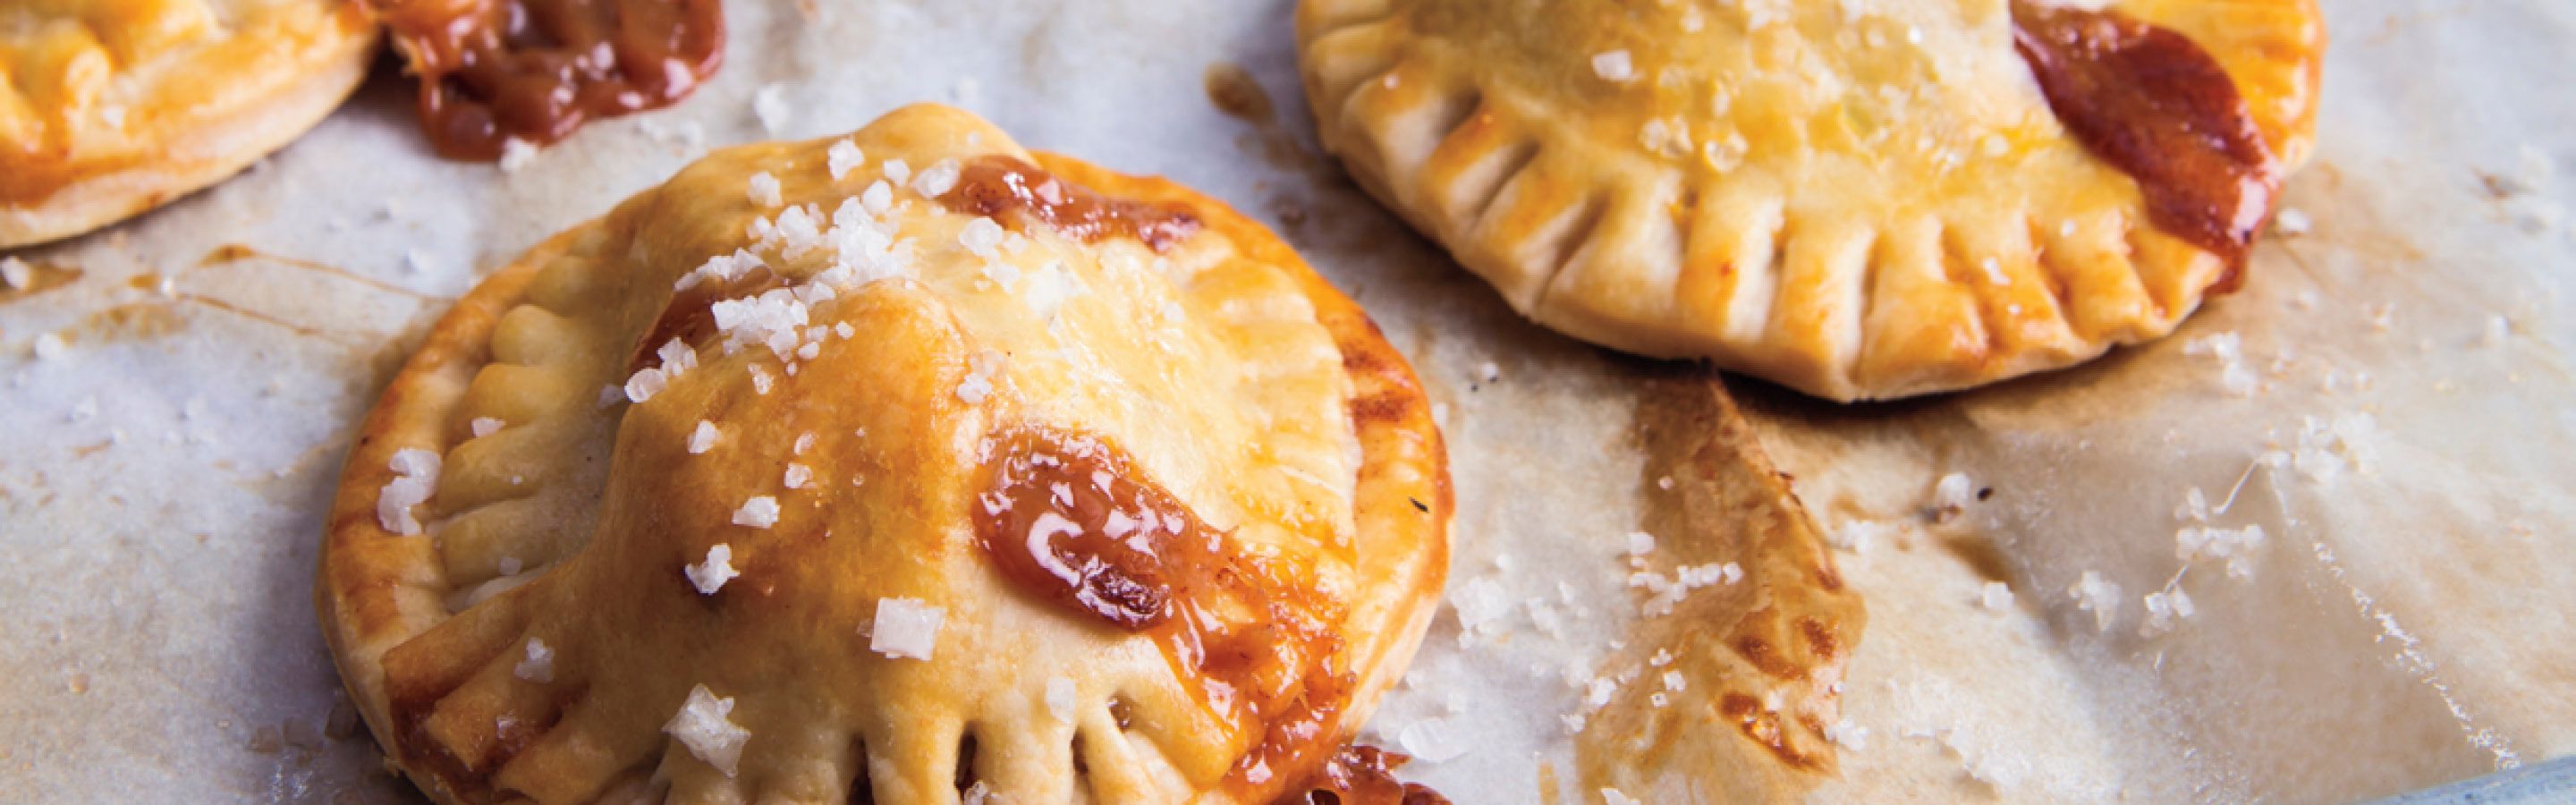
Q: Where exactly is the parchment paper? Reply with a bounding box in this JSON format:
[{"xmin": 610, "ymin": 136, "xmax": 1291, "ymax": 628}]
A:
[{"xmin": 1, "ymin": 1, "xmax": 2570, "ymax": 802}]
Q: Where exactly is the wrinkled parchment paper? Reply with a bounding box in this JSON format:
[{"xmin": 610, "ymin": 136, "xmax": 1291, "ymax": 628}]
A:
[{"xmin": 2, "ymin": 1, "xmax": 2570, "ymax": 802}]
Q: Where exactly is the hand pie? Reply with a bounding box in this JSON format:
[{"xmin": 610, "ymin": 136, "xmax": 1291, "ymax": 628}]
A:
[
  {"xmin": 317, "ymin": 104, "xmax": 1451, "ymax": 804},
  {"xmin": 0, "ymin": 0, "xmax": 377, "ymax": 247},
  {"xmin": 1296, "ymin": 0, "xmax": 2323, "ymax": 400}
]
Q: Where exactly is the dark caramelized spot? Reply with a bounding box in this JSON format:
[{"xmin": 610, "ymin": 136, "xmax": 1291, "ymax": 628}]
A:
[
  {"xmin": 972, "ymin": 425, "xmax": 1352, "ymax": 797},
  {"xmin": 936, "ymin": 157, "xmax": 1201, "ymax": 252},
  {"xmin": 370, "ymin": 0, "xmax": 725, "ymax": 160},
  {"xmin": 2012, "ymin": 1, "xmax": 2281, "ymax": 289},
  {"xmin": 1281, "ymin": 744, "xmax": 1453, "ymax": 805}
]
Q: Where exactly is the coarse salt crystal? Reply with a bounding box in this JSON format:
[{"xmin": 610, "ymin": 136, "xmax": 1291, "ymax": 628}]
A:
[
  {"xmin": 2068, "ymin": 571, "xmax": 2122, "ymax": 631},
  {"xmin": 2140, "ymin": 588, "xmax": 2195, "ymax": 637},
  {"xmin": 513, "ymin": 638, "xmax": 555, "ymax": 682},
  {"xmin": 748, "ymin": 171, "xmax": 784, "ymax": 208},
  {"xmin": 1591, "ymin": 51, "xmax": 1637, "ymax": 82},
  {"xmin": 882, "ymin": 158, "xmax": 911, "ymax": 186},
  {"xmin": 1625, "ymin": 530, "xmax": 1656, "ymax": 556},
  {"xmin": 497, "ymin": 556, "xmax": 522, "ymax": 576},
  {"xmin": 497, "ymin": 138, "xmax": 538, "ymax": 173},
  {"xmin": 2274, "ymin": 208, "xmax": 2311, "ymax": 236},
  {"xmin": 1979, "ymin": 581, "xmax": 2013, "ymax": 612},
  {"xmin": 1932, "ymin": 472, "xmax": 1978, "ymax": 517},
  {"xmin": 861, "ymin": 180, "xmax": 895, "ymax": 214},
  {"xmin": 961, "ymin": 217, "xmax": 1006, "ymax": 257},
  {"xmin": 30, "ymin": 331, "xmax": 65, "ymax": 360},
  {"xmin": 689, "ymin": 420, "xmax": 720, "ymax": 454},
  {"xmin": 623, "ymin": 367, "xmax": 669, "ymax": 403},
  {"xmin": 784, "ymin": 462, "xmax": 813, "ymax": 489},
  {"xmin": 1476, "ymin": 361, "xmax": 1501, "ymax": 383},
  {"xmin": 870, "ymin": 597, "xmax": 945, "ymax": 660},
  {"xmin": 1979, "ymin": 257, "xmax": 2011, "ymax": 285},
  {"xmin": 827, "ymin": 140, "xmax": 865, "ymax": 181},
  {"xmin": 793, "ymin": 432, "xmax": 817, "ymax": 455},
  {"xmin": 470, "ymin": 417, "xmax": 505, "ymax": 438},
  {"xmin": 663, "ymin": 684, "xmax": 750, "ymax": 776},
  {"xmin": 0, "ymin": 257, "xmax": 30, "ymax": 289},
  {"xmin": 376, "ymin": 448, "xmax": 443, "ymax": 536},
  {"xmin": 686, "ymin": 544, "xmax": 740, "ymax": 594},
  {"xmin": 733, "ymin": 496, "xmax": 779, "ymax": 529}
]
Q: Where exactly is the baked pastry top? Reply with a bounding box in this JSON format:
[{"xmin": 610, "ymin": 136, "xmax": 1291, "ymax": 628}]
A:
[
  {"xmin": 1297, "ymin": 0, "xmax": 2323, "ymax": 400},
  {"xmin": 318, "ymin": 104, "xmax": 1451, "ymax": 804},
  {"xmin": 0, "ymin": 0, "xmax": 377, "ymax": 247}
]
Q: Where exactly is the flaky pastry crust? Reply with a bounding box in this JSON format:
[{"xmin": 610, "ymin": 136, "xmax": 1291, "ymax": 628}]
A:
[
  {"xmin": 1297, "ymin": 0, "xmax": 2322, "ymax": 400},
  {"xmin": 0, "ymin": 0, "xmax": 377, "ymax": 247},
  {"xmin": 317, "ymin": 105, "xmax": 1450, "ymax": 804}
]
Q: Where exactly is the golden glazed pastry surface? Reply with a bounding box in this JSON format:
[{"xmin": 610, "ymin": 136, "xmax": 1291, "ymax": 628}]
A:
[
  {"xmin": 317, "ymin": 104, "xmax": 1450, "ymax": 804},
  {"xmin": 1297, "ymin": 0, "xmax": 2322, "ymax": 400},
  {"xmin": 0, "ymin": 0, "xmax": 377, "ymax": 246}
]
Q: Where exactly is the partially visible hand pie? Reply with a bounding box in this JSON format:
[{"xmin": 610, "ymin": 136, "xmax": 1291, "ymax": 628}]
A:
[
  {"xmin": 1, "ymin": 0, "xmax": 377, "ymax": 247},
  {"xmin": 318, "ymin": 104, "xmax": 1451, "ymax": 803},
  {"xmin": 1297, "ymin": 0, "xmax": 2322, "ymax": 400}
]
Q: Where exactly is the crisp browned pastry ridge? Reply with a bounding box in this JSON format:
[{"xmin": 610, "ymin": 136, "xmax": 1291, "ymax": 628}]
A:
[
  {"xmin": 1, "ymin": 0, "xmax": 377, "ymax": 247},
  {"xmin": 1297, "ymin": 0, "xmax": 2323, "ymax": 400},
  {"xmin": 318, "ymin": 104, "xmax": 1450, "ymax": 804}
]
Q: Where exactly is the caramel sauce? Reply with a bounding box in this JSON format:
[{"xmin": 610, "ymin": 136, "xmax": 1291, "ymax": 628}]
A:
[
  {"xmin": 936, "ymin": 157, "xmax": 1201, "ymax": 252},
  {"xmin": 973, "ymin": 425, "xmax": 1352, "ymax": 797},
  {"xmin": 2012, "ymin": 2, "xmax": 2281, "ymax": 290},
  {"xmin": 369, "ymin": 0, "xmax": 724, "ymax": 160},
  {"xmin": 1279, "ymin": 744, "xmax": 1452, "ymax": 805}
]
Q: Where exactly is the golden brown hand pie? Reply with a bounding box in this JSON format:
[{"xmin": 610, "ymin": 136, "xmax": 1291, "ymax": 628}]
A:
[
  {"xmin": 317, "ymin": 104, "xmax": 1451, "ymax": 804},
  {"xmin": 0, "ymin": 0, "xmax": 377, "ymax": 247},
  {"xmin": 1296, "ymin": 0, "xmax": 2323, "ymax": 400}
]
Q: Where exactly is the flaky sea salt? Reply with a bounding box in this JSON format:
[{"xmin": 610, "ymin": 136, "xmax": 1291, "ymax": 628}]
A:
[
  {"xmin": 1591, "ymin": 51, "xmax": 1637, "ymax": 82},
  {"xmin": 2068, "ymin": 571, "xmax": 2122, "ymax": 632},
  {"xmin": 733, "ymin": 496, "xmax": 780, "ymax": 529},
  {"xmin": 882, "ymin": 158, "xmax": 911, "ymax": 187},
  {"xmin": 826, "ymin": 140, "xmax": 865, "ymax": 181},
  {"xmin": 2140, "ymin": 588, "xmax": 2196, "ymax": 637},
  {"xmin": 689, "ymin": 420, "xmax": 720, "ymax": 454},
  {"xmin": 0, "ymin": 256, "xmax": 30, "ymax": 289},
  {"xmin": 913, "ymin": 157, "xmax": 962, "ymax": 198},
  {"xmin": 664, "ymin": 684, "xmax": 750, "ymax": 776},
  {"xmin": 784, "ymin": 463, "xmax": 813, "ymax": 489},
  {"xmin": 748, "ymin": 171, "xmax": 784, "ymax": 208},
  {"xmin": 377, "ymin": 448, "xmax": 442, "ymax": 536},
  {"xmin": 470, "ymin": 418, "xmax": 505, "ymax": 438},
  {"xmin": 623, "ymin": 367, "xmax": 670, "ymax": 403},
  {"xmin": 870, "ymin": 597, "xmax": 945, "ymax": 660},
  {"xmin": 686, "ymin": 544, "xmax": 740, "ymax": 595},
  {"xmin": 31, "ymin": 332, "xmax": 68, "ymax": 361},
  {"xmin": 513, "ymin": 638, "xmax": 555, "ymax": 683}
]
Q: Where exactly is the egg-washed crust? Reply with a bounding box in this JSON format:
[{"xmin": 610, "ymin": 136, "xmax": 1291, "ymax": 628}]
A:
[
  {"xmin": 0, "ymin": 0, "xmax": 377, "ymax": 247},
  {"xmin": 317, "ymin": 105, "xmax": 1450, "ymax": 804},
  {"xmin": 1296, "ymin": 0, "xmax": 2322, "ymax": 400}
]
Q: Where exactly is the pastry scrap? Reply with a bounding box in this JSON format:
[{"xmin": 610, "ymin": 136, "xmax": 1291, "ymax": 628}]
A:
[
  {"xmin": 0, "ymin": 0, "xmax": 378, "ymax": 247},
  {"xmin": 1579, "ymin": 375, "xmax": 1863, "ymax": 802},
  {"xmin": 1297, "ymin": 0, "xmax": 2323, "ymax": 400},
  {"xmin": 317, "ymin": 104, "xmax": 1452, "ymax": 803},
  {"xmin": 369, "ymin": 0, "xmax": 724, "ymax": 160}
]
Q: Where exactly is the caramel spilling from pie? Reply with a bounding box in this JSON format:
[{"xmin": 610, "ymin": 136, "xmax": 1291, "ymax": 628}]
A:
[
  {"xmin": 370, "ymin": 0, "xmax": 724, "ymax": 159},
  {"xmin": 938, "ymin": 156, "xmax": 1203, "ymax": 252},
  {"xmin": 2012, "ymin": 1, "xmax": 2283, "ymax": 291}
]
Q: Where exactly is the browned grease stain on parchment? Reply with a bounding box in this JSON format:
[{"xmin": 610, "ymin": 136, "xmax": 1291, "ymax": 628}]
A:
[
  {"xmin": 0, "ymin": 259, "xmax": 83, "ymax": 303},
  {"xmin": 1573, "ymin": 369, "xmax": 1864, "ymax": 804},
  {"xmin": 64, "ymin": 245, "xmax": 449, "ymax": 349},
  {"xmin": 1206, "ymin": 62, "xmax": 1354, "ymax": 239}
]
